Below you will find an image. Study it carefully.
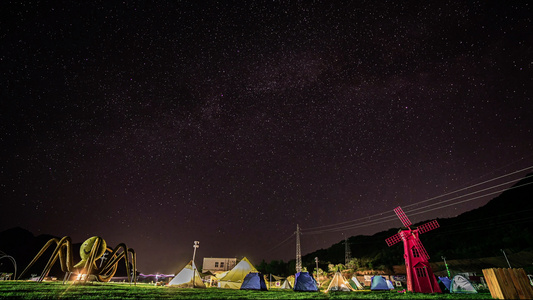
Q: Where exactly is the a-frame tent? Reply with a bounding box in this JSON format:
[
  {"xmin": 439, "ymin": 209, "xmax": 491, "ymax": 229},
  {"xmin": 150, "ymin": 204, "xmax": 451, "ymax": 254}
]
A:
[
  {"xmin": 168, "ymin": 260, "xmax": 205, "ymax": 288},
  {"xmin": 326, "ymin": 272, "xmax": 356, "ymax": 292},
  {"xmin": 279, "ymin": 279, "xmax": 292, "ymax": 289},
  {"xmin": 349, "ymin": 276, "xmax": 364, "ymax": 290},
  {"xmin": 218, "ymin": 257, "xmax": 258, "ymax": 289}
]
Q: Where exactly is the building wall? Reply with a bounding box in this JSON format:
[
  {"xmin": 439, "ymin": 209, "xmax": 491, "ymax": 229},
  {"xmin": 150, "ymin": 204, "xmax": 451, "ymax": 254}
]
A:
[{"xmin": 202, "ymin": 257, "xmax": 237, "ymax": 273}]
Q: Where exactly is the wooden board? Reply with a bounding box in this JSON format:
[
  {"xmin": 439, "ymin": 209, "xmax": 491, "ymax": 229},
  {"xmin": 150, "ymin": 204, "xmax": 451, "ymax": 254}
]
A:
[{"xmin": 482, "ymin": 268, "xmax": 533, "ymax": 299}]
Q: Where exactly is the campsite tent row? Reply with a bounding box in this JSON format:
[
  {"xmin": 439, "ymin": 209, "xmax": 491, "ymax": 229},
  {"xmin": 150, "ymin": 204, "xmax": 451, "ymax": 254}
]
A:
[
  {"xmin": 169, "ymin": 257, "xmax": 317, "ymax": 291},
  {"xmin": 168, "ymin": 258, "xmax": 477, "ymax": 294}
]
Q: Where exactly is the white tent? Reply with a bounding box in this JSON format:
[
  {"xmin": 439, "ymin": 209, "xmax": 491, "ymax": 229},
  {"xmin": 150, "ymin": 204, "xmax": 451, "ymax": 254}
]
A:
[
  {"xmin": 279, "ymin": 279, "xmax": 292, "ymax": 289},
  {"xmin": 450, "ymin": 275, "xmax": 477, "ymax": 294},
  {"xmin": 218, "ymin": 257, "xmax": 257, "ymax": 289},
  {"xmin": 326, "ymin": 272, "xmax": 356, "ymax": 292},
  {"xmin": 350, "ymin": 276, "xmax": 364, "ymax": 290},
  {"xmin": 168, "ymin": 260, "xmax": 205, "ymax": 288}
]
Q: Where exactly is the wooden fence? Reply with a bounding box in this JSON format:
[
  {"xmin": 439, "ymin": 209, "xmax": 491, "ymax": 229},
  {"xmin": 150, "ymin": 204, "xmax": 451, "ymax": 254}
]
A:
[{"xmin": 482, "ymin": 268, "xmax": 533, "ymax": 299}]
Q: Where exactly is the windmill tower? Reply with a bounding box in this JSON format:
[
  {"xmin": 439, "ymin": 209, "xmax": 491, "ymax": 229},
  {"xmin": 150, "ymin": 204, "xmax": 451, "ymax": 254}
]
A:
[{"xmin": 385, "ymin": 206, "xmax": 441, "ymax": 293}]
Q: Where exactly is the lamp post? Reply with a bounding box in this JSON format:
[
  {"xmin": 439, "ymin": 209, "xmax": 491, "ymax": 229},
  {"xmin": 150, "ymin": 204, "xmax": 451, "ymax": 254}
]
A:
[
  {"xmin": 192, "ymin": 241, "xmax": 199, "ymax": 287},
  {"xmin": 441, "ymin": 256, "xmax": 451, "ymax": 277},
  {"xmin": 500, "ymin": 249, "xmax": 511, "ymax": 268}
]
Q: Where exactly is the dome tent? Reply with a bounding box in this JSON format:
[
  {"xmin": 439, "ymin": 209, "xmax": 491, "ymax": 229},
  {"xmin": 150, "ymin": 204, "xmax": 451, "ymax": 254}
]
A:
[
  {"xmin": 294, "ymin": 271, "xmax": 318, "ymax": 292},
  {"xmin": 240, "ymin": 272, "xmax": 267, "ymax": 290}
]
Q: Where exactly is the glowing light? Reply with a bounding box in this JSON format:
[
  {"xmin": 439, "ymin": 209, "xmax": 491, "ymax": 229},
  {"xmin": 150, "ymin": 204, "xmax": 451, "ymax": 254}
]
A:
[{"xmin": 75, "ymin": 273, "xmax": 87, "ymax": 281}]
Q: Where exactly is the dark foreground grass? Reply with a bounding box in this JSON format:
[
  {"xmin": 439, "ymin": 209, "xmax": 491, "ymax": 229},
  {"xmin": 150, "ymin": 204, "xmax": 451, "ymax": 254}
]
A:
[{"xmin": 0, "ymin": 281, "xmax": 493, "ymax": 299}]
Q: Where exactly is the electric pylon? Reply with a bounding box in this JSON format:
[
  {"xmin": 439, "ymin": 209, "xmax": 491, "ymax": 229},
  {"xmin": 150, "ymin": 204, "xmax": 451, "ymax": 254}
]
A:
[
  {"xmin": 296, "ymin": 224, "xmax": 302, "ymax": 273},
  {"xmin": 345, "ymin": 236, "xmax": 351, "ymax": 265}
]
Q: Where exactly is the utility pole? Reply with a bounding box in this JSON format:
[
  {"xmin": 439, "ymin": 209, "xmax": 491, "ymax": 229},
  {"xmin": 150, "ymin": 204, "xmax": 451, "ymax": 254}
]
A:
[
  {"xmin": 296, "ymin": 224, "xmax": 302, "ymax": 273},
  {"xmin": 441, "ymin": 256, "xmax": 451, "ymax": 277},
  {"xmin": 500, "ymin": 249, "xmax": 512, "ymax": 268},
  {"xmin": 192, "ymin": 241, "xmax": 199, "ymax": 287}
]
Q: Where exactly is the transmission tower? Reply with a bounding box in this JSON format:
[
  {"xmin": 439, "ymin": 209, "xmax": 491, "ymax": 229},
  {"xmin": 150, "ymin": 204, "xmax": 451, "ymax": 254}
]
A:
[
  {"xmin": 344, "ymin": 235, "xmax": 351, "ymax": 265},
  {"xmin": 295, "ymin": 224, "xmax": 302, "ymax": 273}
]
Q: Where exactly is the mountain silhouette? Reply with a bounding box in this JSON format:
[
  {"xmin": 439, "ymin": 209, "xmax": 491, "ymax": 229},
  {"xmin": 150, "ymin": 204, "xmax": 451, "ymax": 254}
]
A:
[{"xmin": 299, "ymin": 172, "xmax": 533, "ymax": 273}]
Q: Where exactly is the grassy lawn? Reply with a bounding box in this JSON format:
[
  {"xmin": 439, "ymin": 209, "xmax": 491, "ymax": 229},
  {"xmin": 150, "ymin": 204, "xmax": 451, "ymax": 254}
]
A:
[{"xmin": 0, "ymin": 281, "xmax": 493, "ymax": 299}]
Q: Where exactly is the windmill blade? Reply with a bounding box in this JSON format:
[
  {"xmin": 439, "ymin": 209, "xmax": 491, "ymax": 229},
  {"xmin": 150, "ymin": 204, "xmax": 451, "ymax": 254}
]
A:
[
  {"xmin": 413, "ymin": 237, "xmax": 430, "ymax": 260},
  {"xmin": 394, "ymin": 206, "xmax": 412, "ymax": 227},
  {"xmin": 385, "ymin": 233, "xmax": 402, "ymax": 247},
  {"xmin": 417, "ymin": 220, "xmax": 439, "ymax": 234}
]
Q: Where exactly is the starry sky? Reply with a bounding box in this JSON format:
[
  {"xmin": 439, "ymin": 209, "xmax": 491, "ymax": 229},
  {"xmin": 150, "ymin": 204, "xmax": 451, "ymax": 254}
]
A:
[{"xmin": 1, "ymin": 1, "xmax": 532, "ymax": 274}]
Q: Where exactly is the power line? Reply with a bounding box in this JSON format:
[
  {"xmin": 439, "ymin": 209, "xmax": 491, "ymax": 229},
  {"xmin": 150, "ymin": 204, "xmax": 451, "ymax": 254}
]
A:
[
  {"xmin": 403, "ymin": 166, "xmax": 533, "ymax": 209},
  {"xmin": 404, "ymin": 175, "xmax": 533, "ymax": 215},
  {"xmin": 262, "ymin": 232, "xmax": 295, "ymax": 255},
  {"xmin": 301, "ymin": 166, "xmax": 533, "ymax": 234},
  {"xmin": 265, "ymin": 166, "xmax": 533, "ymax": 256},
  {"xmin": 303, "ymin": 180, "xmax": 533, "ymax": 235},
  {"xmin": 401, "ymin": 181, "xmax": 533, "ymax": 220}
]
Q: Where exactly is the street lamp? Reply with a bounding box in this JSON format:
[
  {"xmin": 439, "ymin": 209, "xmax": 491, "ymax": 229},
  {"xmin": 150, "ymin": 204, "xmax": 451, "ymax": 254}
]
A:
[{"xmin": 192, "ymin": 241, "xmax": 200, "ymax": 287}]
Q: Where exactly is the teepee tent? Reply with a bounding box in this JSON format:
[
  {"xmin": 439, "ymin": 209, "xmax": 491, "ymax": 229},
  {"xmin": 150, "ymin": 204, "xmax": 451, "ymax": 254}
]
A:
[
  {"xmin": 370, "ymin": 275, "xmax": 392, "ymax": 291},
  {"xmin": 240, "ymin": 272, "xmax": 268, "ymax": 290},
  {"xmin": 326, "ymin": 272, "xmax": 356, "ymax": 292},
  {"xmin": 218, "ymin": 257, "xmax": 258, "ymax": 289},
  {"xmin": 168, "ymin": 261, "xmax": 205, "ymax": 288},
  {"xmin": 450, "ymin": 275, "xmax": 477, "ymax": 294},
  {"xmin": 349, "ymin": 276, "xmax": 364, "ymax": 290},
  {"xmin": 294, "ymin": 271, "xmax": 318, "ymax": 292},
  {"xmin": 280, "ymin": 279, "xmax": 292, "ymax": 289}
]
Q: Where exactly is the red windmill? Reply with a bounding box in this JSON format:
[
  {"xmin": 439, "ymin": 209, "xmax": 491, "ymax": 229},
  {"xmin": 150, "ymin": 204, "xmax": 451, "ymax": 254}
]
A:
[{"xmin": 385, "ymin": 206, "xmax": 441, "ymax": 293}]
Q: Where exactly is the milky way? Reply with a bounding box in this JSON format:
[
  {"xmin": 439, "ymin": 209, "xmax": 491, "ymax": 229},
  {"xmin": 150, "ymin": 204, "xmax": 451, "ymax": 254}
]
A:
[{"xmin": 1, "ymin": 1, "xmax": 532, "ymax": 273}]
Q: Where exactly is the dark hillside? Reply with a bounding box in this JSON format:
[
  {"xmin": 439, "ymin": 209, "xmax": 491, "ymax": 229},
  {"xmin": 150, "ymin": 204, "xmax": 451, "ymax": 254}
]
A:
[
  {"xmin": 0, "ymin": 227, "xmax": 70, "ymax": 278},
  {"xmin": 300, "ymin": 173, "xmax": 533, "ymax": 273}
]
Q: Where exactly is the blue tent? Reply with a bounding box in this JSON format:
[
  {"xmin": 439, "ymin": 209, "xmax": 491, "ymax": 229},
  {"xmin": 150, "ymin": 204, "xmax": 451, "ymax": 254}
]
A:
[
  {"xmin": 438, "ymin": 276, "xmax": 451, "ymax": 292},
  {"xmin": 240, "ymin": 272, "xmax": 268, "ymax": 290},
  {"xmin": 294, "ymin": 272, "xmax": 318, "ymax": 292},
  {"xmin": 370, "ymin": 275, "xmax": 392, "ymax": 291}
]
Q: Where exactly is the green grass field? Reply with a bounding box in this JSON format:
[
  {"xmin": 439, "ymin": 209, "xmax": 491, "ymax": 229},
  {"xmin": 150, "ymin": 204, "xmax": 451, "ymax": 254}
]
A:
[{"xmin": 0, "ymin": 281, "xmax": 493, "ymax": 299}]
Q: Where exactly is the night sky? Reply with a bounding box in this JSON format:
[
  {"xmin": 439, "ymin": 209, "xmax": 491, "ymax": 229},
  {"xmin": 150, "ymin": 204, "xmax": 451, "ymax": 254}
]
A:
[{"xmin": 1, "ymin": 1, "xmax": 532, "ymax": 274}]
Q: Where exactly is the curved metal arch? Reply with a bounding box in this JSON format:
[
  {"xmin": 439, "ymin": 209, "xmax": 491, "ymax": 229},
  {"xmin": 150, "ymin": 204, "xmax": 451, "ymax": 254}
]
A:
[{"xmin": 0, "ymin": 252, "xmax": 17, "ymax": 280}]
